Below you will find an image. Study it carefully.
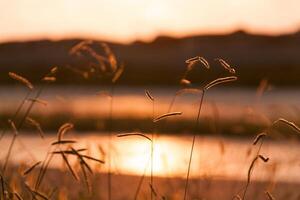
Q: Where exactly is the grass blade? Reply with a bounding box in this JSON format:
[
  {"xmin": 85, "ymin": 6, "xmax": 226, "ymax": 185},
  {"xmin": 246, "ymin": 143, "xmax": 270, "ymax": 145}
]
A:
[
  {"xmin": 81, "ymin": 155, "xmax": 105, "ymax": 164},
  {"xmin": 70, "ymin": 148, "xmax": 93, "ymax": 174},
  {"xmin": 14, "ymin": 192, "xmax": 23, "ymax": 200},
  {"xmin": 265, "ymin": 191, "xmax": 275, "ymax": 200},
  {"xmin": 26, "ymin": 117, "xmax": 44, "ymax": 138},
  {"xmin": 57, "ymin": 123, "xmax": 74, "ymax": 141},
  {"xmin": 60, "ymin": 151, "xmax": 78, "ymax": 181},
  {"xmin": 51, "ymin": 140, "xmax": 77, "ymax": 146},
  {"xmin": 52, "ymin": 148, "xmax": 87, "ymax": 155},
  {"xmin": 253, "ymin": 133, "xmax": 267, "ymax": 145},
  {"xmin": 8, "ymin": 119, "xmax": 18, "ymax": 136},
  {"xmin": 153, "ymin": 112, "xmax": 182, "ymax": 122},
  {"xmin": 112, "ymin": 64, "xmax": 124, "ymax": 83},
  {"xmin": 215, "ymin": 58, "xmax": 236, "ymax": 74},
  {"xmin": 23, "ymin": 161, "xmax": 41, "ymax": 176},
  {"xmin": 42, "ymin": 76, "xmax": 56, "ymax": 82},
  {"xmin": 8, "ymin": 72, "xmax": 34, "ymax": 90},
  {"xmin": 185, "ymin": 56, "xmax": 210, "ymax": 69},
  {"xmin": 273, "ymin": 118, "xmax": 300, "ymax": 134},
  {"xmin": 204, "ymin": 76, "xmax": 237, "ymax": 90},
  {"xmin": 242, "ymin": 154, "xmax": 269, "ymax": 200},
  {"xmin": 0, "ymin": 175, "xmax": 5, "ymax": 200},
  {"xmin": 27, "ymin": 98, "xmax": 48, "ymax": 106},
  {"xmin": 117, "ymin": 133, "xmax": 152, "ymax": 142},
  {"xmin": 180, "ymin": 79, "xmax": 191, "ymax": 86},
  {"xmin": 176, "ymin": 88, "xmax": 202, "ymax": 96},
  {"xmin": 145, "ymin": 90, "xmax": 154, "ymax": 101}
]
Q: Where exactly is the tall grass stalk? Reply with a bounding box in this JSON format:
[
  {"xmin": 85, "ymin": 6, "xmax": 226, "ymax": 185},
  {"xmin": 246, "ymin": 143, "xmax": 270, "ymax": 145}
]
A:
[
  {"xmin": 241, "ymin": 118, "xmax": 300, "ymax": 199},
  {"xmin": 133, "ymin": 157, "xmax": 151, "ymax": 200},
  {"xmin": 143, "ymin": 89, "xmax": 156, "ymax": 200},
  {"xmin": 117, "ymin": 133, "xmax": 152, "ymax": 199},
  {"xmin": 183, "ymin": 89, "xmax": 205, "ymax": 200},
  {"xmin": 183, "ymin": 75, "xmax": 237, "ymax": 200},
  {"xmin": 2, "ymin": 85, "xmax": 45, "ymax": 174},
  {"xmin": 107, "ymin": 85, "xmax": 114, "ymax": 200},
  {"xmin": 0, "ymin": 90, "xmax": 31, "ymax": 141},
  {"xmin": 2, "ymin": 68, "xmax": 56, "ymax": 175},
  {"xmin": 34, "ymin": 147, "xmax": 54, "ymax": 189},
  {"xmin": 0, "ymin": 174, "xmax": 4, "ymax": 199},
  {"xmin": 242, "ymin": 136, "xmax": 265, "ymax": 200},
  {"xmin": 151, "ymin": 93, "xmax": 154, "ymax": 200}
]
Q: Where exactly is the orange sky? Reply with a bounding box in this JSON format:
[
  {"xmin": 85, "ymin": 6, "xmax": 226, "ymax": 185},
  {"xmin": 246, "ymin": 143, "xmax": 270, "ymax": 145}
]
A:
[{"xmin": 0, "ymin": 0, "xmax": 300, "ymax": 43}]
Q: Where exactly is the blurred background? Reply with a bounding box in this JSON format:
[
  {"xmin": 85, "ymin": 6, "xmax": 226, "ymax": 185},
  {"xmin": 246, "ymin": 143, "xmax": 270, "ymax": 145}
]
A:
[
  {"xmin": 1, "ymin": 0, "xmax": 300, "ymax": 86},
  {"xmin": 1, "ymin": 0, "xmax": 300, "ymax": 133},
  {"xmin": 1, "ymin": 1, "xmax": 300, "ymax": 199}
]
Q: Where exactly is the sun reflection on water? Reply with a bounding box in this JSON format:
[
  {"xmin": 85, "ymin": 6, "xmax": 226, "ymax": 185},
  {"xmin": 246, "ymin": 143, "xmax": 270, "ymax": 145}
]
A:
[{"xmin": 0, "ymin": 133, "xmax": 300, "ymax": 183}]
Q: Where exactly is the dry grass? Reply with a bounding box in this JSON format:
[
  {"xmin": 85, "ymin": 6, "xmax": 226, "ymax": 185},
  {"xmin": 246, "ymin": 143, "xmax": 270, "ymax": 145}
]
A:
[
  {"xmin": 25, "ymin": 117, "xmax": 44, "ymax": 138},
  {"xmin": 23, "ymin": 161, "xmax": 41, "ymax": 176},
  {"xmin": 117, "ymin": 133, "xmax": 152, "ymax": 141},
  {"xmin": 183, "ymin": 58, "xmax": 238, "ymax": 200},
  {"xmin": 0, "ymin": 41, "xmax": 300, "ymax": 200},
  {"xmin": 215, "ymin": 58, "xmax": 236, "ymax": 74},
  {"xmin": 153, "ymin": 112, "xmax": 182, "ymax": 122},
  {"xmin": 8, "ymin": 72, "xmax": 34, "ymax": 90}
]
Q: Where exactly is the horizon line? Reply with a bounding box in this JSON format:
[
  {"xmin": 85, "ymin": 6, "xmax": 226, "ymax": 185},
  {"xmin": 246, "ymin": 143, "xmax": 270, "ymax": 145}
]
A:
[{"xmin": 1, "ymin": 28, "xmax": 300, "ymax": 45}]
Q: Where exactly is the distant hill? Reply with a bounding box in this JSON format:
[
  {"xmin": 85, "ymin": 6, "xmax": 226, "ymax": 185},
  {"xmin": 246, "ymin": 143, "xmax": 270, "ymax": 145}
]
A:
[{"xmin": 1, "ymin": 30, "xmax": 300, "ymax": 86}]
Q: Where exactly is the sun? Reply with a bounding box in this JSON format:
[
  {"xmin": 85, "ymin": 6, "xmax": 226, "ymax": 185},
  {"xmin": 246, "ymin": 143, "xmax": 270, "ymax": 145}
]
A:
[{"xmin": 144, "ymin": 1, "xmax": 169, "ymax": 24}]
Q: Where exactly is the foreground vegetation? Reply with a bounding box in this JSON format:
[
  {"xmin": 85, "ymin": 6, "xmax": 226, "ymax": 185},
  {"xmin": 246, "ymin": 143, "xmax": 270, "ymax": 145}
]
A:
[{"xmin": 0, "ymin": 41, "xmax": 300, "ymax": 200}]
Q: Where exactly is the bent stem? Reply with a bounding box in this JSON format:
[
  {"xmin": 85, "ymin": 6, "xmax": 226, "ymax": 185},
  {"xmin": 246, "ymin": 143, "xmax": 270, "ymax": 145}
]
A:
[
  {"xmin": 183, "ymin": 90, "xmax": 205, "ymax": 200},
  {"xmin": 0, "ymin": 90, "xmax": 31, "ymax": 141},
  {"xmin": 134, "ymin": 157, "xmax": 151, "ymax": 200},
  {"xmin": 151, "ymin": 98, "xmax": 154, "ymax": 200},
  {"xmin": 242, "ymin": 136, "xmax": 265, "ymax": 200},
  {"xmin": 108, "ymin": 85, "xmax": 114, "ymax": 200},
  {"xmin": 2, "ymin": 85, "xmax": 45, "ymax": 174}
]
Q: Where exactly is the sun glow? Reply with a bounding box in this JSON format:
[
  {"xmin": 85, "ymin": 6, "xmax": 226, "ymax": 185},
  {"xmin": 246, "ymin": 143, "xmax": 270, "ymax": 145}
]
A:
[
  {"xmin": 114, "ymin": 138, "xmax": 169, "ymax": 176},
  {"xmin": 106, "ymin": 135, "xmax": 186, "ymax": 177},
  {"xmin": 0, "ymin": 0, "xmax": 299, "ymax": 43},
  {"xmin": 144, "ymin": 1, "xmax": 167, "ymax": 22}
]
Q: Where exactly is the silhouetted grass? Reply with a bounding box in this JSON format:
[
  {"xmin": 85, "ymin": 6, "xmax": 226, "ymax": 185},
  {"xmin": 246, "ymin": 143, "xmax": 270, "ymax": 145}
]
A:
[{"xmin": 1, "ymin": 41, "xmax": 300, "ymax": 200}]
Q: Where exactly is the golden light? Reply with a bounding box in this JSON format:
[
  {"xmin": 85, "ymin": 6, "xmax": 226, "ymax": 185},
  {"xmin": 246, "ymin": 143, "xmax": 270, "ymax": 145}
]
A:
[
  {"xmin": 144, "ymin": 1, "xmax": 168, "ymax": 23},
  {"xmin": 0, "ymin": 0, "xmax": 299, "ymax": 43},
  {"xmin": 115, "ymin": 141, "xmax": 172, "ymax": 175},
  {"xmin": 119, "ymin": 140, "xmax": 150, "ymax": 175}
]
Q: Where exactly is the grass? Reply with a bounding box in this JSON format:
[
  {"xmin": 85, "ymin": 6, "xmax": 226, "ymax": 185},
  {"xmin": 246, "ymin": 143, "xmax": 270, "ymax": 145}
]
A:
[
  {"xmin": 0, "ymin": 40, "xmax": 300, "ymax": 200},
  {"xmin": 183, "ymin": 58, "xmax": 238, "ymax": 200}
]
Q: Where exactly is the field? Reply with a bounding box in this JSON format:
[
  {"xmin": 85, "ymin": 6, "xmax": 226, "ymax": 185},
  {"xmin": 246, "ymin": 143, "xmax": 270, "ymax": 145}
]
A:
[{"xmin": 0, "ymin": 41, "xmax": 300, "ymax": 200}]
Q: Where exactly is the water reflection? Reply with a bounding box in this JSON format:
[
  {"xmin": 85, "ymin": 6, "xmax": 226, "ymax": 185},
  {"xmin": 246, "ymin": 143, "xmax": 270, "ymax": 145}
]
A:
[
  {"xmin": 1, "ymin": 133, "xmax": 299, "ymax": 183},
  {"xmin": 1, "ymin": 86, "xmax": 300, "ymax": 121}
]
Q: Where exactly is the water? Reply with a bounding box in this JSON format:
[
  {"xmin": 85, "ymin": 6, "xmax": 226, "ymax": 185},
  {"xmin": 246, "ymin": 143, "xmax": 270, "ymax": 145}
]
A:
[
  {"xmin": 1, "ymin": 85, "xmax": 300, "ymax": 120},
  {"xmin": 0, "ymin": 133, "xmax": 299, "ymax": 183},
  {"xmin": 1, "ymin": 86, "xmax": 300, "ymax": 183}
]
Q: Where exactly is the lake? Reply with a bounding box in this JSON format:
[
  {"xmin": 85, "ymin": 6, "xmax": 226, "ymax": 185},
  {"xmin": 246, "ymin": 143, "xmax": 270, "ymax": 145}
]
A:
[
  {"xmin": 1, "ymin": 86, "xmax": 300, "ymax": 183},
  {"xmin": 0, "ymin": 133, "xmax": 299, "ymax": 183}
]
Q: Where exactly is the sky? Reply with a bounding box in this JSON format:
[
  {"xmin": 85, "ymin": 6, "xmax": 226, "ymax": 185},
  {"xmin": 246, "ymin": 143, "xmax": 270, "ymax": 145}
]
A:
[{"xmin": 0, "ymin": 0, "xmax": 300, "ymax": 43}]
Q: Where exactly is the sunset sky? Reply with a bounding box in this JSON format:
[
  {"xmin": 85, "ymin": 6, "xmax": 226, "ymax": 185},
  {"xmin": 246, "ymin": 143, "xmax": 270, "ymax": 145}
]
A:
[{"xmin": 0, "ymin": 0, "xmax": 300, "ymax": 43}]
